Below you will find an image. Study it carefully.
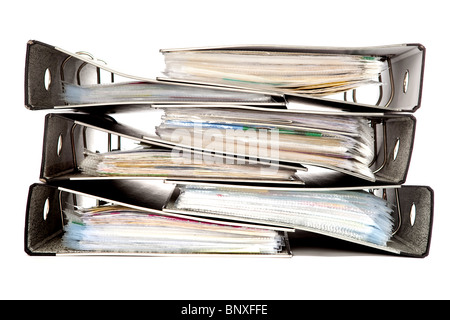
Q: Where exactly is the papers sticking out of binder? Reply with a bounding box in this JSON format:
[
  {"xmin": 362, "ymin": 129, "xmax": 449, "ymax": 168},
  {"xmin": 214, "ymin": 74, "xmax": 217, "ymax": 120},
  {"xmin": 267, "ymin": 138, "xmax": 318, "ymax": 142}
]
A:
[
  {"xmin": 160, "ymin": 43, "xmax": 426, "ymax": 112},
  {"xmin": 25, "ymin": 40, "xmax": 285, "ymax": 111}
]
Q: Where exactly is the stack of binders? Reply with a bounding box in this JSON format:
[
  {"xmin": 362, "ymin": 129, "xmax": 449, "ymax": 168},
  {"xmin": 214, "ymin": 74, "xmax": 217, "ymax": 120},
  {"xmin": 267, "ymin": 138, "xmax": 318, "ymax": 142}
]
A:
[{"xmin": 24, "ymin": 40, "xmax": 433, "ymax": 257}]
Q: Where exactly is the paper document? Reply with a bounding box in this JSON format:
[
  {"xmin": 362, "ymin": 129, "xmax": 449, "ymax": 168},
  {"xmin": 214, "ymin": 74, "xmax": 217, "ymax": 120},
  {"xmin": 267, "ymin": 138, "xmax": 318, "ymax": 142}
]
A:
[
  {"xmin": 166, "ymin": 185, "xmax": 395, "ymax": 247},
  {"xmin": 62, "ymin": 204, "xmax": 286, "ymax": 254},
  {"xmin": 162, "ymin": 50, "xmax": 386, "ymax": 97},
  {"xmin": 155, "ymin": 108, "xmax": 376, "ymax": 181},
  {"xmin": 62, "ymin": 81, "xmax": 274, "ymax": 105},
  {"xmin": 79, "ymin": 147, "xmax": 300, "ymax": 182}
]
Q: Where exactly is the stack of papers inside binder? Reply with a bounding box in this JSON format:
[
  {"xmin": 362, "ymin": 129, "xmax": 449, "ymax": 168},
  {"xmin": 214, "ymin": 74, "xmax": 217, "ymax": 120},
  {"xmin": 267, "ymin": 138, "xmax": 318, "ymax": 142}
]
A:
[
  {"xmin": 79, "ymin": 148, "xmax": 299, "ymax": 181},
  {"xmin": 62, "ymin": 81, "xmax": 274, "ymax": 105},
  {"xmin": 62, "ymin": 204, "xmax": 286, "ymax": 254},
  {"xmin": 165, "ymin": 184, "xmax": 395, "ymax": 247},
  {"xmin": 155, "ymin": 107, "xmax": 376, "ymax": 181},
  {"xmin": 162, "ymin": 49, "xmax": 386, "ymax": 96}
]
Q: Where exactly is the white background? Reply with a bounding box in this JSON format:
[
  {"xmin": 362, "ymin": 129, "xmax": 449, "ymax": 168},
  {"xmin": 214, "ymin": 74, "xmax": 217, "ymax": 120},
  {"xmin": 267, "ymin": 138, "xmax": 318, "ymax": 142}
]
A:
[{"xmin": 1, "ymin": 0, "xmax": 448, "ymax": 300}]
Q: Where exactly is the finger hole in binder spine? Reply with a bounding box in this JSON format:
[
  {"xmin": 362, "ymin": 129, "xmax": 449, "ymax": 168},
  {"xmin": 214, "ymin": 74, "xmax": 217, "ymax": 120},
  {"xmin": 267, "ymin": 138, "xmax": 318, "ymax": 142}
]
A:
[
  {"xmin": 393, "ymin": 137, "xmax": 400, "ymax": 161},
  {"xmin": 43, "ymin": 197, "xmax": 50, "ymax": 221},
  {"xmin": 44, "ymin": 68, "xmax": 52, "ymax": 91},
  {"xmin": 57, "ymin": 134, "xmax": 63, "ymax": 157},
  {"xmin": 410, "ymin": 202, "xmax": 416, "ymax": 227},
  {"xmin": 403, "ymin": 69, "xmax": 410, "ymax": 93}
]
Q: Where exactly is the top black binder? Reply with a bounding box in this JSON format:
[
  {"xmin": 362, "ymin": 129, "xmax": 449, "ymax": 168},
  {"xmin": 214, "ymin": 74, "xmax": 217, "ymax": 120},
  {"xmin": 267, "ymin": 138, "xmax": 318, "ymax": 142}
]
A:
[{"xmin": 25, "ymin": 40, "xmax": 425, "ymax": 112}]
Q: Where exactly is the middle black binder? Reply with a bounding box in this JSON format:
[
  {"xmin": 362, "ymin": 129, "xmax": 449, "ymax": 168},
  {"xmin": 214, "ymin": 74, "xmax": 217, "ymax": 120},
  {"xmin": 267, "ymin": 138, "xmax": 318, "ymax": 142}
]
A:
[{"xmin": 39, "ymin": 108, "xmax": 415, "ymax": 186}]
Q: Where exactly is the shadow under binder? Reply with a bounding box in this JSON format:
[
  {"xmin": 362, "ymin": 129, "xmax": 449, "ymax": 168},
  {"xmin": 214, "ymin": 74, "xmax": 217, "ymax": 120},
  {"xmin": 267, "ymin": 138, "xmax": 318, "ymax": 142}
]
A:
[
  {"xmin": 38, "ymin": 111, "xmax": 416, "ymax": 187},
  {"xmin": 24, "ymin": 40, "xmax": 286, "ymax": 111},
  {"xmin": 159, "ymin": 43, "xmax": 426, "ymax": 112},
  {"xmin": 24, "ymin": 182, "xmax": 293, "ymax": 257},
  {"xmin": 24, "ymin": 181, "xmax": 433, "ymax": 258}
]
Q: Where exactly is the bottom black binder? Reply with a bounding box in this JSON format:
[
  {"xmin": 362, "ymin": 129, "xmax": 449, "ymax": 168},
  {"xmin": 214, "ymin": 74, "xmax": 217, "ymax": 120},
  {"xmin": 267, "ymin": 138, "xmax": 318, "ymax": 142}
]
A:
[{"xmin": 24, "ymin": 181, "xmax": 433, "ymax": 257}]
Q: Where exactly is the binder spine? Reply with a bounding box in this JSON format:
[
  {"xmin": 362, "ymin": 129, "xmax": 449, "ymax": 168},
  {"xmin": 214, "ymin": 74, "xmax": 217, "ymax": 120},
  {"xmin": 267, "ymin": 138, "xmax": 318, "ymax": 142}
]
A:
[
  {"xmin": 40, "ymin": 114, "xmax": 82, "ymax": 181},
  {"xmin": 24, "ymin": 184, "xmax": 62, "ymax": 256},
  {"xmin": 370, "ymin": 114, "xmax": 416, "ymax": 184},
  {"xmin": 390, "ymin": 185, "xmax": 434, "ymax": 257},
  {"xmin": 389, "ymin": 44, "xmax": 426, "ymax": 112}
]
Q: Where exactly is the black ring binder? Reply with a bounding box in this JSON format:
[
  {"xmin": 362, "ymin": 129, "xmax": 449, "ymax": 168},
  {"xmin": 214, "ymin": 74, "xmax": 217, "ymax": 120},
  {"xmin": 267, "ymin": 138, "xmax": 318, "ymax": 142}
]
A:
[{"xmin": 24, "ymin": 182, "xmax": 433, "ymax": 257}]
